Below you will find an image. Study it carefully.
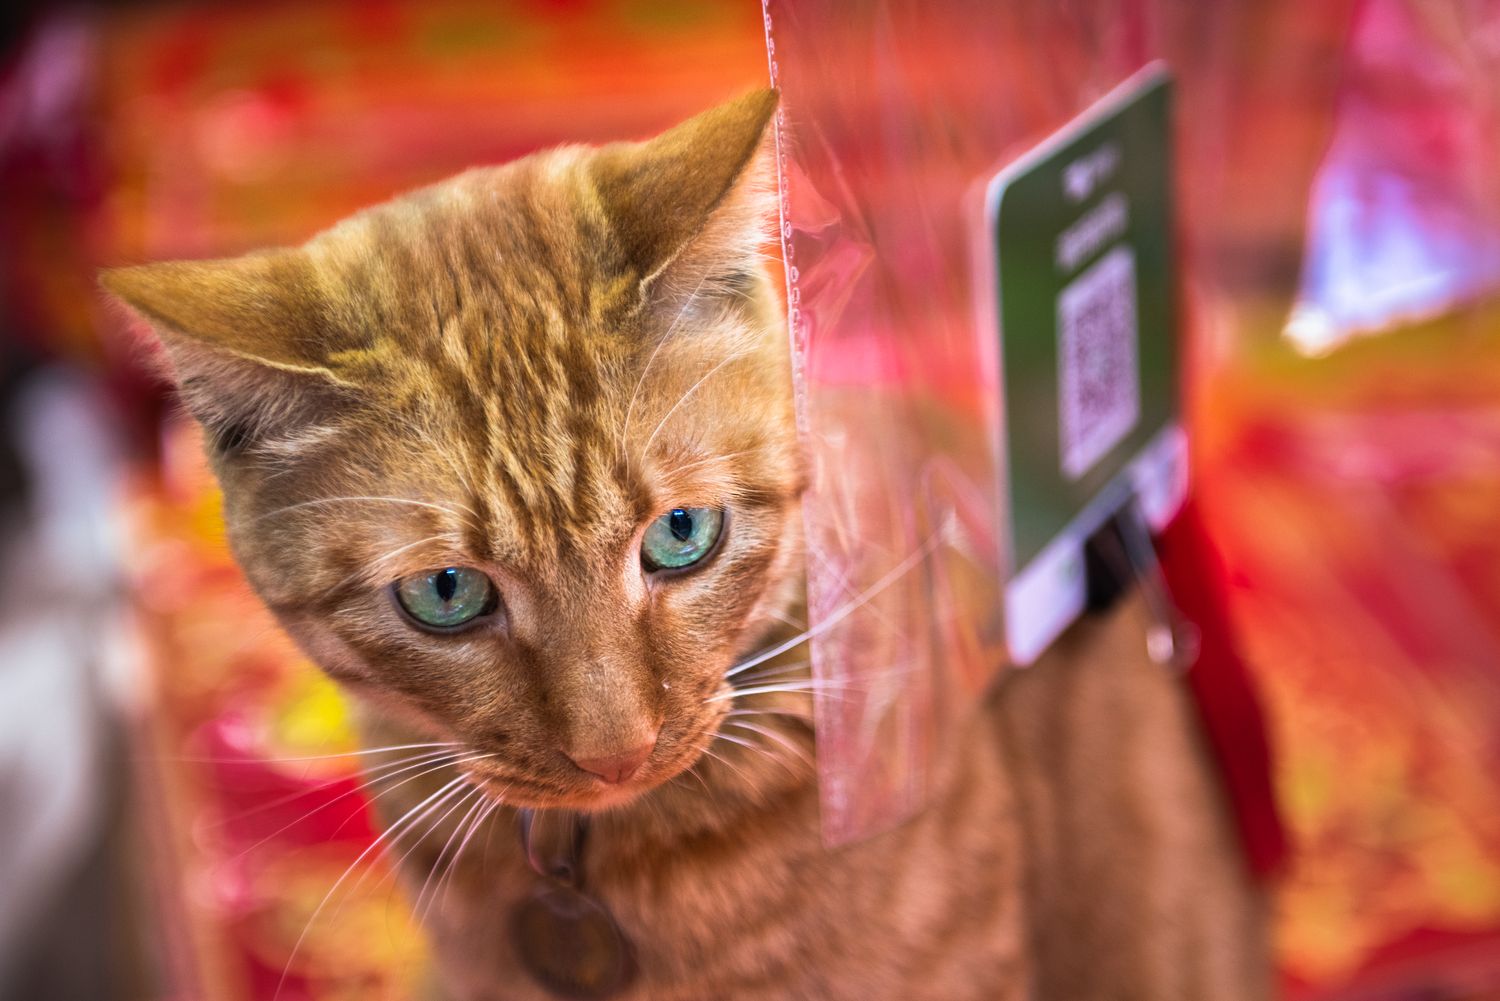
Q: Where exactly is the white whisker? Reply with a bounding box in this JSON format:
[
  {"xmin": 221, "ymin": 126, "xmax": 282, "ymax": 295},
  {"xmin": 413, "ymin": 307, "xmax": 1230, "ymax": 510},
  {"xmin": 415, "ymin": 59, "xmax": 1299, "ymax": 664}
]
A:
[
  {"xmin": 724, "ymin": 527, "xmax": 945, "ymax": 680},
  {"xmin": 325, "ymin": 533, "xmax": 460, "ymax": 593},
  {"xmin": 696, "ymin": 744, "xmax": 753, "ymax": 783},
  {"xmin": 194, "ymin": 746, "xmax": 460, "ymax": 831},
  {"xmin": 710, "ymin": 728, "xmax": 803, "ymax": 776},
  {"xmin": 250, "ymin": 495, "xmax": 481, "ymax": 526},
  {"xmin": 705, "ymin": 680, "xmax": 854, "ymax": 704},
  {"xmin": 272, "ymin": 771, "xmax": 478, "ymax": 1001},
  {"xmin": 722, "ymin": 719, "xmax": 815, "ymax": 768},
  {"xmin": 764, "ymin": 604, "xmax": 807, "ymax": 630},
  {"xmin": 673, "ymin": 758, "xmax": 716, "ymax": 799},
  {"xmin": 660, "ymin": 447, "xmax": 760, "ymax": 478},
  {"xmin": 323, "ymin": 752, "xmax": 500, "ymax": 843},
  {"xmin": 176, "ymin": 741, "xmax": 461, "ymax": 765},
  {"xmin": 619, "ymin": 272, "xmax": 710, "ymax": 459},
  {"xmin": 414, "ymin": 786, "xmax": 489, "ymax": 926},
  {"xmin": 225, "ymin": 750, "xmax": 464, "ymax": 860},
  {"xmin": 434, "ymin": 795, "xmax": 503, "ymax": 910},
  {"xmin": 730, "ymin": 659, "xmax": 810, "ymax": 686},
  {"xmin": 724, "ymin": 705, "xmax": 814, "ymax": 721},
  {"xmin": 319, "ymin": 752, "xmax": 499, "ymax": 925},
  {"xmin": 640, "ymin": 348, "xmax": 751, "ymax": 459},
  {"xmin": 712, "ymin": 730, "xmax": 760, "ymax": 754}
]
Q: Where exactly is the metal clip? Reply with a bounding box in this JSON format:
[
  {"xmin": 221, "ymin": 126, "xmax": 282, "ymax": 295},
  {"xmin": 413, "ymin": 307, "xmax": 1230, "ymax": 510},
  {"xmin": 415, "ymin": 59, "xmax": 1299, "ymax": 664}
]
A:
[{"xmin": 1115, "ymin": 501, "xmax": 1199, "ymax": 671}]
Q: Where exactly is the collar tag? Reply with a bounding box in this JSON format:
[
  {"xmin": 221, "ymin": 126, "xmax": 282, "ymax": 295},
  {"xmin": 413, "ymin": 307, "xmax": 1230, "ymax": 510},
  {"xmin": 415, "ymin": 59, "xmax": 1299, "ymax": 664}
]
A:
[{"xmin": 512, "ymin": 809, "xmax": 637, "ymax": 999}]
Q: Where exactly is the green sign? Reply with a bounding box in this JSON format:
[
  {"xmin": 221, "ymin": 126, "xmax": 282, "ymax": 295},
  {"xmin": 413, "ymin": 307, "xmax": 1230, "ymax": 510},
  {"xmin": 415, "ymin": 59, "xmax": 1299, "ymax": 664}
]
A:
[{"xmin": 984, "ymin": 63, "xmax": 1187, "ymax": 664}]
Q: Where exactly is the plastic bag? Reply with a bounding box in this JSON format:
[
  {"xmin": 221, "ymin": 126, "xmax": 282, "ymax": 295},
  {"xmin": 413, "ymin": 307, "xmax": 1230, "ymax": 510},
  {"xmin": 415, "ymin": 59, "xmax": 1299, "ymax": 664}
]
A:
[
  {"xmin": 771, "ymin": 4, "xmax": 1500, "ymax": 993},
  {"xmin": 762, "ymin": 0, "xmax": 1234, "ymax": 844}
]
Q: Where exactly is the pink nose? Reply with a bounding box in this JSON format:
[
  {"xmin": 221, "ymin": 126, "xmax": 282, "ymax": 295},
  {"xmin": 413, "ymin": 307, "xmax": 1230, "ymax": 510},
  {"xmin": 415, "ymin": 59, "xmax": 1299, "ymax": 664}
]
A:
[{"xmin": 568, "ymin": 741, "xmax": 656, "ymax": 784}]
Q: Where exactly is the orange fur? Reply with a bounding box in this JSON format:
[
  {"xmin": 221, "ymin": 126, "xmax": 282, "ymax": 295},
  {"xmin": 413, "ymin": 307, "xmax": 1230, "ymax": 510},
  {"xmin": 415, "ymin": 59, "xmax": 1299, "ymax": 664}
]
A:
[{"xmin": 104, "ymin": 90, "xmax": 1266, "ymax": 1000}]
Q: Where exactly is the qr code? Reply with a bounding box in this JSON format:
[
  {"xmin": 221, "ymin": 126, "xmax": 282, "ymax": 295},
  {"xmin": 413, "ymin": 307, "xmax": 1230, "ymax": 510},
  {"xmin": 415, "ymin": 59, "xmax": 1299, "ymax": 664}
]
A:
[{"xmin": 1056, "ymin": 245, "xmax": 1140, "ymax": 480}]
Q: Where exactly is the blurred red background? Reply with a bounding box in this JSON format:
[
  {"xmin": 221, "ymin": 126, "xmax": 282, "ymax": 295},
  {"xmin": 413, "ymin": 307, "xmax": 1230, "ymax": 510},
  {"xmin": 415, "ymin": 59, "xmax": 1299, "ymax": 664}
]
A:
[{"xmin": 2, "ymin": 1, "xmax": 1499, "ymax": 999}]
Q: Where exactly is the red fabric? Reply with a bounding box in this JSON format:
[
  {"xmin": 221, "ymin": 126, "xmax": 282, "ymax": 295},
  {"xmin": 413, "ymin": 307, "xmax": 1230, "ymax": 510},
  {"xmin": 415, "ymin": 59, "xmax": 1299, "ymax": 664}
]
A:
[{"xmin": 1158, "ymin": 497, "xmax": 1290, "ymax": 879}]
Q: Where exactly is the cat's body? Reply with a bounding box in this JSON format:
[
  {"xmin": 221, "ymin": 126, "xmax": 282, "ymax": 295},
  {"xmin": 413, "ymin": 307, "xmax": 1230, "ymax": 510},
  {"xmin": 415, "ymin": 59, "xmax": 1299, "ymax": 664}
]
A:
[
  {"xmin": 105, "ymin": 90, "xmax": 1268, "ymax": 1000},
  {"xmin": 369, "ymin": 589, "xmax": 1266, "ymax": 1001}
]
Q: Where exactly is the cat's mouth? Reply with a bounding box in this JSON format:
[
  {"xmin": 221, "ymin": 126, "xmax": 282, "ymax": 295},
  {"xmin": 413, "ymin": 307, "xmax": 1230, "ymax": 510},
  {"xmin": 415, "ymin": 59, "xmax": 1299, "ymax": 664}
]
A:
[{"xmin": 458, "ymin": 712, "xmax": 728, "ymax": 811}]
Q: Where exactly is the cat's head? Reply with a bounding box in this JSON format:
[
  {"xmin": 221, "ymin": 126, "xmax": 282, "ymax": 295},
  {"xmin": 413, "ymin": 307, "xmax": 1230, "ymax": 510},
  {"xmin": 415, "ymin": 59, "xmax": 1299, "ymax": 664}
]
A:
[{"xmin": 105, "ymin": 90, "xmax": 803, "ymax": 810}]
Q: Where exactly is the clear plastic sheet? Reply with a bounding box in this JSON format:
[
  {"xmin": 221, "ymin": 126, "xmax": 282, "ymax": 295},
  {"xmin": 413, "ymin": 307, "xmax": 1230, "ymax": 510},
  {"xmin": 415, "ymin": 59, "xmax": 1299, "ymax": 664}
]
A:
[
  {"xmin": 762, "ymin": 0, "xmax": 1232, "ymax": 845},
  {"xmin": 763, "ymin": 0, "xmax": 1500, "ymax": 991}
]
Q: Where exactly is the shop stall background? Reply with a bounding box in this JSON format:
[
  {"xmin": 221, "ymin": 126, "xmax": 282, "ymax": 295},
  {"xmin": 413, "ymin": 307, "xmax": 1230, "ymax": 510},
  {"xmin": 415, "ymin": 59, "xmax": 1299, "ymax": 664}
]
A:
[{"xmin": 0, "ymin": 0, "xmax": 1498, "ymax": 999}]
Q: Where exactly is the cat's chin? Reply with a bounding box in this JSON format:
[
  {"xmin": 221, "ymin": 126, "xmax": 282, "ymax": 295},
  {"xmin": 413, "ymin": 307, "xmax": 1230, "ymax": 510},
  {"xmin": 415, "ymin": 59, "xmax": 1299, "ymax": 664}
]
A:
[
  {"xmin": 485, "ymin": 785, "xmax": 649, "ymax": 813},
  {"xmin": 464, "ymin": 755, "xmax": 701, "ymax": 813}
]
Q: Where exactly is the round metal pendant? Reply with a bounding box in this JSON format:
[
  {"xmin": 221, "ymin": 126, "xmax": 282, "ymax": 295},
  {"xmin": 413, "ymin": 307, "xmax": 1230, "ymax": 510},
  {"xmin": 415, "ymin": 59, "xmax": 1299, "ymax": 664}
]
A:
[{"xmin": 512, "ymin": 881, "xmax": 636, "ymax": 999}]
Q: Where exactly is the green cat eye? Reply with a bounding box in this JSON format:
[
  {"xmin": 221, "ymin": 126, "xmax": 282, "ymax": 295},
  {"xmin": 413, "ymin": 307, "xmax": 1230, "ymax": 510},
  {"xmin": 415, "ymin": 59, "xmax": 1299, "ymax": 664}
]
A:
[
  {"xmin": 641, "ymin": 507, "xmax": 724, "ymax": 572},
  {"xmin": 394, "ymin": 567, "xmax": 497, "ymax": 630}
]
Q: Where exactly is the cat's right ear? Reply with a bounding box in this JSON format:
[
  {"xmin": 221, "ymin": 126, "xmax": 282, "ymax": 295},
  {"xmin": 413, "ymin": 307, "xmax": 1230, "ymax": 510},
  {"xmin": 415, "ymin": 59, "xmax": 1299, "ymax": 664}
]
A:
[{"xmin": 101, "ymin": 250, "xmax": 350, "ymax": 452}]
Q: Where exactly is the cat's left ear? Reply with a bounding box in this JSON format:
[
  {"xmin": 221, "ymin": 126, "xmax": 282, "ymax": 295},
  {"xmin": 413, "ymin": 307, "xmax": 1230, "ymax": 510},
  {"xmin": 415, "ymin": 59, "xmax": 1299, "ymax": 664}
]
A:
[{"xmin": 591, "ymin": 88, "xmax": 779, "ymax": 307}]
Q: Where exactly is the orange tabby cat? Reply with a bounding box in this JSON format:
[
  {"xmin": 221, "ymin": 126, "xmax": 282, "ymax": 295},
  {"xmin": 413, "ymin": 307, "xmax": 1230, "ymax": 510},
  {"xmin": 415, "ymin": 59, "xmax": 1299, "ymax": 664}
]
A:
[{"xmin": 104, "ymin": 90, "xmax": 1268, "ymax": 1000}]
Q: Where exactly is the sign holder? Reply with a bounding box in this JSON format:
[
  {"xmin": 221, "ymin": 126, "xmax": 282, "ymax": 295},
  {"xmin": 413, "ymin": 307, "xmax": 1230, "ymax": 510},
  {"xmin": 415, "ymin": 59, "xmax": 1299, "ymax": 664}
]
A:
[{"xmin": 983, "ymin": 63, "xmax": 1190, "ymax": 666}]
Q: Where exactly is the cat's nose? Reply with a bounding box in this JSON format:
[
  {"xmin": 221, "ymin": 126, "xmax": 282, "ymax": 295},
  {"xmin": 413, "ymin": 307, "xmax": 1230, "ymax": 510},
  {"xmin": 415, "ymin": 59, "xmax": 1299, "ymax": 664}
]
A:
[{"xmin": 567, "ymin": 736, "xmax": 657, "ymax": 784}]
